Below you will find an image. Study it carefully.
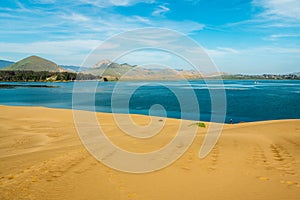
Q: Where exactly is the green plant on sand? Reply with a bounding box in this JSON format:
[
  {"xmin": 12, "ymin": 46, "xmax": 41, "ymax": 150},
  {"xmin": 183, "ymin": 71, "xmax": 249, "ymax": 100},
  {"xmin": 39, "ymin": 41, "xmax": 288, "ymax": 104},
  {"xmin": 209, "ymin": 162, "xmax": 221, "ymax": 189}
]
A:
[{"xmin": 189, "ymin": 122, "xmax": 206, "ymax": 128}]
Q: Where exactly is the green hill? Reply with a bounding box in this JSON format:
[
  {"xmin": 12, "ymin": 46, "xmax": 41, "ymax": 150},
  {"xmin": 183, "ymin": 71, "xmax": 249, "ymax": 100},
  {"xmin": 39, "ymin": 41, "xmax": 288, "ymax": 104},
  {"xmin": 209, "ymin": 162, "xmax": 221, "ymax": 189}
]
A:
[{"xmin": 1, "ymin": 56, "xmax": 65, "ymax": 72}]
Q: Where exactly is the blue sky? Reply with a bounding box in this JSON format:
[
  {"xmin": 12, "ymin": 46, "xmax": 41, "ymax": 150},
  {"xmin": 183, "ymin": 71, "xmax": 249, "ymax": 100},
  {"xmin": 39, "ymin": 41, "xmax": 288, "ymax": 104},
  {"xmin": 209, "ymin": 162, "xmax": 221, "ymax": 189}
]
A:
[{"xmin": 0, "ymin": 0, "xmax": 299, "ymax": 74}]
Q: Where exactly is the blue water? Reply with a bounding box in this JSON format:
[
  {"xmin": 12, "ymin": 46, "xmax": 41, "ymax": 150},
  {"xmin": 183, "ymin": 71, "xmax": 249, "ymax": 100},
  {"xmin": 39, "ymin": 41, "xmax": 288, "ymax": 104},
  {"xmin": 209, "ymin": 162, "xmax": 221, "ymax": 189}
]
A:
[{"xmin": 0, "ymin": 80, "xmax": 299, "ymax": 123}]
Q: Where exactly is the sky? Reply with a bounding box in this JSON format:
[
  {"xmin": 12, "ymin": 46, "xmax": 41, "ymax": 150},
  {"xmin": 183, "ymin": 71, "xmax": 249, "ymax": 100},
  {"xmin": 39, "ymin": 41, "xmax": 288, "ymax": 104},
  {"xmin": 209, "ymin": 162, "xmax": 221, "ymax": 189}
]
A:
[{"xmin": 0, "ymin": 0, "xmax": 300, "ymax": 74}]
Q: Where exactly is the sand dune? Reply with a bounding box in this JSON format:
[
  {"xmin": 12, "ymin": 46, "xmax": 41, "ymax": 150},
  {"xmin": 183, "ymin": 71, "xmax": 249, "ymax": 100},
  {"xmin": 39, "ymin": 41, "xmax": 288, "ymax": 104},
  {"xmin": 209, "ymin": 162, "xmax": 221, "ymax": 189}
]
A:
[{"xmin": 0, "ymin": 106, "xmax": 299, "ymax": 199}]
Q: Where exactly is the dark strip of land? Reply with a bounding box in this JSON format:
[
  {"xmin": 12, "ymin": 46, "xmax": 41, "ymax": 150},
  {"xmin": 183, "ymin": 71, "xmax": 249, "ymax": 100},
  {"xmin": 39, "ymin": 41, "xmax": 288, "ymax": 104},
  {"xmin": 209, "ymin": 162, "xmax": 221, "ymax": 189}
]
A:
[{"xmin": 0, "ymin": 84, "xmax": 59, "ymax": 89}]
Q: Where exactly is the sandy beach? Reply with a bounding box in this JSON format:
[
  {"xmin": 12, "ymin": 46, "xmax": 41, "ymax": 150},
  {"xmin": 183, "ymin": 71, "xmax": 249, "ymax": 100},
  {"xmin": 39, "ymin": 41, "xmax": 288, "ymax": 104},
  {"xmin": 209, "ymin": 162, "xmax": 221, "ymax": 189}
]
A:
[{"xmin": 0, "ymin": 105, "xmax": 299, "ymax": 200}]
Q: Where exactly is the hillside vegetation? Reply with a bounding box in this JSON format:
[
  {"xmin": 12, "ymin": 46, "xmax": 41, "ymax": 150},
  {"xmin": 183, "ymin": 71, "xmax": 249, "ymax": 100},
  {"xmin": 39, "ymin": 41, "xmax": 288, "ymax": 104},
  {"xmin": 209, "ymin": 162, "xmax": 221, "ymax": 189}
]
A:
[{"xmin": 2, "ymin": 56, "xmax": 65, "ymax": 72}]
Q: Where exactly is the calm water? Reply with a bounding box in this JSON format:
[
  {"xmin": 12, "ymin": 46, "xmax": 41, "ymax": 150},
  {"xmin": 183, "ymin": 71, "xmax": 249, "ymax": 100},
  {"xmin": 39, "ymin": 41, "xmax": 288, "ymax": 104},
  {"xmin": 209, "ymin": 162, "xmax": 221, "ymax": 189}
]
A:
[{"xmin": 0, "ymin": 80, "xmax": 299, "ymax": 123}]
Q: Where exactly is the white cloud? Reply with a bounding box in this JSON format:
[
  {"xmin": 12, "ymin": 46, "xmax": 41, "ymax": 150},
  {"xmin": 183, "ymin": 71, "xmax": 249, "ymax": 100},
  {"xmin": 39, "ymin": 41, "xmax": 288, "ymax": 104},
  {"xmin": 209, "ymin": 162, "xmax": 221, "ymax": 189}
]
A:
[
  {"xmin": 156, "ymin": 20, "xmax": 205, "ymax": 33},
  {"xmin": 31, "ymin": 0, "xmax": 56, "ymax": 4},
  {"xmin": 81, "ymin": 28, "xmax": 217, "ymax": 72},
  {"xmin": 133, "ymin": 16, "xmax": 151, "ymax": 23},
  {"xmin": 81, "ymin": 13, "xmax": 205, "ymax": 36},
  {"xmin": 208, "ymin": 46, "xmax": 300, "ymax": 57},
  {"xmin": 79, "ymin": 0, "xmax": 154, "ymax": 7},
  {"xmin": 227, "ymin": 0, "xmax": 300, "ymax": 28},
  {"xmin": 253, "ymin": 0, "xmax": 300, "ymax": 20},
  {"xmin": 152, "ymin": 5, "xmax": 170, "ymax": 16},
  {"xmin": 249, "ymin": 46, "xmax": 300, "ymax": 54},
  {"xmin": 206, "ymin": 47, "xmax": 239, "ymax": 56},
  {"xmin": 266, "ymin": 33, "xmax": 300, "ymax": 40},
  {"xmin": 184, "ymin": 0, "xmax": 201, "ymax": 4},
  {"xmin": 0, "ymin": 40, "xmax": 102, "ymax": 55},
  {"xmin": 216, "ymin": 47, "xmax": 239, "ymax": 54},
  {"xmin": 0, "ymin": 40, "xmax": 103, "ymax": 65},
  {"xmin": 15, "ymin": 1, "xmax": 32, "ymax": 13},
  {"xmin": 61, "ymin": 13, "xmax": 90, "ymax": 22},
  {"xmin": 0, "ymin": 0, "xmax": 204, "ymax": 44}
]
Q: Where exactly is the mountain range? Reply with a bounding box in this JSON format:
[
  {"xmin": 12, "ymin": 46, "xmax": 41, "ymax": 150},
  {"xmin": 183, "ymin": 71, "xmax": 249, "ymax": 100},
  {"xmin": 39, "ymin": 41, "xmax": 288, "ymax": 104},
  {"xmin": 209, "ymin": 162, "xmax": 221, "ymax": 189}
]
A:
[
  {"xmin": 1, "ymin": 56, "xmax": 299, "ymax": 80},
  {"xmin": 0, "ymin": 56, "xmax": 203, "ymax": 80}
]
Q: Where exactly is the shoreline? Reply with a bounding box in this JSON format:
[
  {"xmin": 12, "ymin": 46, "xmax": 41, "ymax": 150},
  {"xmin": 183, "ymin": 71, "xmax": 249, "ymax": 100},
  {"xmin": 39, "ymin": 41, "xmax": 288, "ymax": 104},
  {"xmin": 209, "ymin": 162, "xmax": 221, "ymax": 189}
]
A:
[
  {"xmin": 1, "ymin": 104, "xmax": 299, "ymax": 125},
  {"xmin": 1, "ymin": 78, "xmax": 300, "ymax": 83}
]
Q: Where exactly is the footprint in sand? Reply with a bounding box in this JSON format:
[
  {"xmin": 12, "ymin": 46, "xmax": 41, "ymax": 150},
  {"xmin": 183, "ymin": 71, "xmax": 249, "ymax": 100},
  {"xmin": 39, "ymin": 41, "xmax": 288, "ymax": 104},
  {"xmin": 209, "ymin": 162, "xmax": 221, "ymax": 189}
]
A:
[
  {"xmin": 269, "ymin": 144, "xmax": 297, "ymax": 176},
  {"xmin": 258, "ymin": 176, "xmax": 269, "ymax": 181},
  {"xmin": 107, "ymin": 174, "xmax": 138, "ymax": 200},
  {"xmin": 187, "ymin": 151, "xmax": 193, "ymax": 163},
  {"xmin": 280, "ymin": 180, "xmax": 299, "ymax": 189},
  {"xmin": 250, "ymin": 145, "xmax": 270, "ymax": 167},
  {"xmin": 7, "ymin": 174, "xmax": 16, "ymax": 180},
  {"xmin": 109, "ymin": 174, "xmax": 117, "ymax": 183},
  {"xmin": 119, "ymin": 185, "xmax": 126, "ymax": 191},
  {"xmin": 270, "ymin": 144, "xmax": 285, "ymax": 162},
  {"xmin": 181, "ymin": 166, "xmax": 191, "ymax": 171},
  {"xmin": 127, "ymin": 192, "xmax": 137, "ymax": 199},
  {"xmin": 181, "ymin": 152, "xmax": 194, "ymax": 170},
  {"xmin": 118, "ymin": 182, "xmax": 127, "ymax": 193},
  {"xmin": 286, "ymin": 181, "xmax": 297, "ymax": 185},
  {"xmin": 208, "ymin": 145, "xmax": 219, "ymax": 171}
]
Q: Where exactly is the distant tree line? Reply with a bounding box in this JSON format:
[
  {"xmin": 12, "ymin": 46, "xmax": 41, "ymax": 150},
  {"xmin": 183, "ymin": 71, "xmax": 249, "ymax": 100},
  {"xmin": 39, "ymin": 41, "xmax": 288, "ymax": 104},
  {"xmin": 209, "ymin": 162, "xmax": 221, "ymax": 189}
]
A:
[
  {"xmin": 202, "ymin": 74, "xmax": 300, "ymax": 80},
  {"xmin": 0, "ymin": 71, "xmax": 101, "ymax": 82},
  {"xmin": 220, "ymin": 74, "xmax": 300, "ymax": 80}
]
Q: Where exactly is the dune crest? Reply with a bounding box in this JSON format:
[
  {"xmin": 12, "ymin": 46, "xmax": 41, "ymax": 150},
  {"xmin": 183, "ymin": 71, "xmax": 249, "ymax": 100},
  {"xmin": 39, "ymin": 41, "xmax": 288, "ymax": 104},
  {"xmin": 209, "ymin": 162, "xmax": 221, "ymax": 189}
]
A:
[{"xmin": 0, "ymin": 106, "xmax": 299, "ymax": 200}]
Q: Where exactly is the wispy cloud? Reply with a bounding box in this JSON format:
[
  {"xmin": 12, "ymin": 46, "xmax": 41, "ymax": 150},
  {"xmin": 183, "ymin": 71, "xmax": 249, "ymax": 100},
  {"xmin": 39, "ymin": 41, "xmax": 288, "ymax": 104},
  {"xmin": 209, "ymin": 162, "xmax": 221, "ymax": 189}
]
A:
[
  {"xmin": 31, "ymin": 0, "xmax": 57, "ymax": 4},
  {"xmin": 208, "ymin": 46, "xmax": 300, "ymax": 56},
  {"xmin": 61, "ymin": 13, "xmax": 90, "ymax": 22},
  {"xmin": 226, "ymin": 0, "xmax": 300, "ymax": 29},
  {"xmin": 79, "ymin": 0, "xmax": 155, "ymax": 7},
  {"xmin": 1, "ymin": 0, "xmax": 299, "ymax": 73},
  {"xmin": 0, "ymin": 39, "xmax": 100, "ymax": 54},
  {"xmin": 183, "ymin": 0, "xmax": 201, "ymax": 5},
  {"xmin": 80, "ymin": 13, "xmax": 205, "ymax": 37},
  {"xmin": 206, "ymin": 47, "xmax": 239, "ymax": 56},
  {"xmin": 152, "ymin": 4, "xmax": 170, "ymax": 17},
  {"xmin": 250, "ymin": 46, "xmax": 300, "ymax": 54},
  {"xmin": 216, "ymin": 47, "xmax": 239, "ymax": 54},
  {"xmin": 0, "ymin": 0, "xmax": 204, "ymax": 44},
  {"xmin": 253, "ymin": 0, "xmax": 300, "ymax": 20},
  {"xmin": 265, "ymin": 33, "xmax": 300, "ymax": 40},
  {"xmin": 0, "ymin": 40, "xmax": 102, "ymax": 65}
]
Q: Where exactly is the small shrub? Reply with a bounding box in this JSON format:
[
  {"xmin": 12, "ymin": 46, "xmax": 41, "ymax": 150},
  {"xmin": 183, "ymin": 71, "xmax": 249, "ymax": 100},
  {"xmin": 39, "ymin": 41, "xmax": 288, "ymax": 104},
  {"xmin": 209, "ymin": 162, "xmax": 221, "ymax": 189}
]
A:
[
  {"xmin": 189, "ymin": 122, "xmax": 206, "ymax": 128},
  {"xmin": 196, "ymin": 122, "xmax": 206, "ymax": 128}
]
